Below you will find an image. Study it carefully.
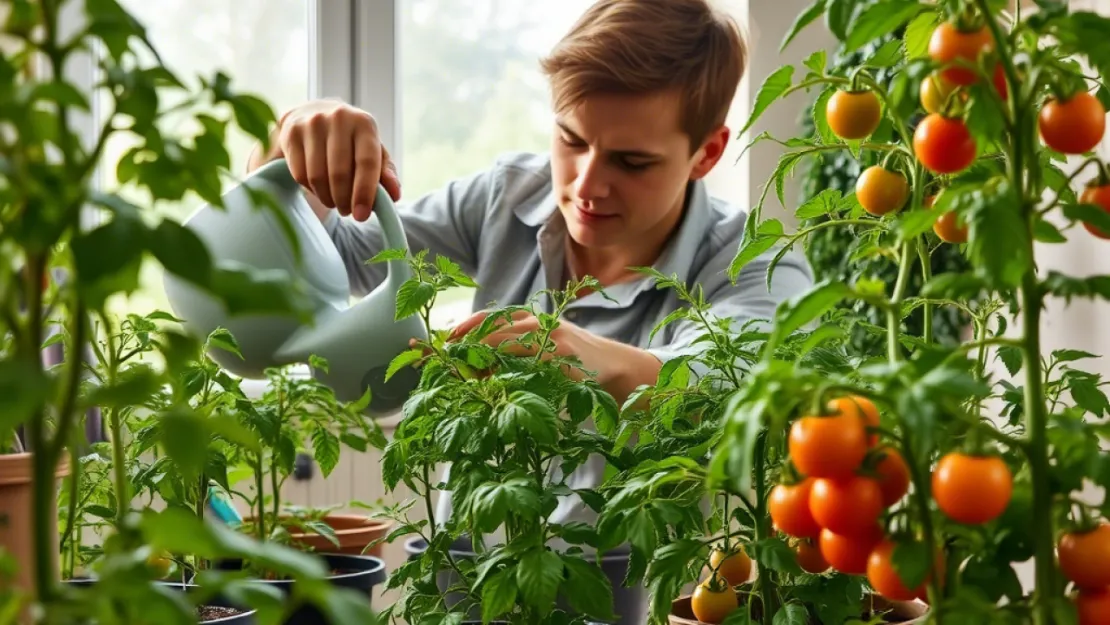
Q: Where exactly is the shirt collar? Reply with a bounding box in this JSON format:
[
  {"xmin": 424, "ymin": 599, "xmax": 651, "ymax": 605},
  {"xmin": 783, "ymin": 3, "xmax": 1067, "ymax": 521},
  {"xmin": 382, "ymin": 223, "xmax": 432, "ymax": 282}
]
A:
[{"xmin": 514, "ymin": 180, "xmax": 715, "ymax": 309}]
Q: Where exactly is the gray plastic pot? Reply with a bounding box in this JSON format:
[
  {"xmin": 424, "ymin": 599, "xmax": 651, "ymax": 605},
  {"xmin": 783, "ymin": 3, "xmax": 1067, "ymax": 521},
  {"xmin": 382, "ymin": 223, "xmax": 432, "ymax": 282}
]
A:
[
  {"xmin": 62, "ymin": 578, "xmax": 257, "ymax": 624},
  {"xmin": 404, "ymin": 537, "xmax": 645, "ymax": 625}
]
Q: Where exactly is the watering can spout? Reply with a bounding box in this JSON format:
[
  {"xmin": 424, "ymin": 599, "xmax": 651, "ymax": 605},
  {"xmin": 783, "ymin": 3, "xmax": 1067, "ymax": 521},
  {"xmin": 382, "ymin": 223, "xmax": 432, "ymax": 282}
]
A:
[{"xmin": 163, "ymin": 158, "xmax": 426, "ymax": 415}]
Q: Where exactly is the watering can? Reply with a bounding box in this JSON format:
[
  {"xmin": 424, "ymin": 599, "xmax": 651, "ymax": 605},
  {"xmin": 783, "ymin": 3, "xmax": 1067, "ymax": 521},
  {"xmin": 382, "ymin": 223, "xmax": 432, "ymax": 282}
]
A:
[{"xmin": 162, "ymin": 158, "xmax": 426, "ymax": 415}]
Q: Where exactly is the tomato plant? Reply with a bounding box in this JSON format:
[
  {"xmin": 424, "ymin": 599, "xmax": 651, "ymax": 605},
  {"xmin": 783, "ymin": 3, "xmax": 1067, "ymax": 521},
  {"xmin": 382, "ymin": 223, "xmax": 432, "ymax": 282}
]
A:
[{"xmin": 689, "ymin": 1, "xmax": 1110, "ymax": 624}]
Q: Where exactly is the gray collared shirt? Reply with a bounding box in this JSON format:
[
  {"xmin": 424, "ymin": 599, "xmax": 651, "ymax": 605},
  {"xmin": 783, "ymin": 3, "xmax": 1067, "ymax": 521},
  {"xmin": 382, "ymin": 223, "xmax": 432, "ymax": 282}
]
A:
[{"xmin": 323, "ymin": 150, "xmax": 813, "ymax": 542}]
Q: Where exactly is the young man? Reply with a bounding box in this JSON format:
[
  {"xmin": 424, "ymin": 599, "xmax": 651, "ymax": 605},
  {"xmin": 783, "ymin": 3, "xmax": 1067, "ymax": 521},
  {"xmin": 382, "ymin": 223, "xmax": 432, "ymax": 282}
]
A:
[{"xmin": 248, "ymin": 0, "xmax": 812, "ymax": 620}]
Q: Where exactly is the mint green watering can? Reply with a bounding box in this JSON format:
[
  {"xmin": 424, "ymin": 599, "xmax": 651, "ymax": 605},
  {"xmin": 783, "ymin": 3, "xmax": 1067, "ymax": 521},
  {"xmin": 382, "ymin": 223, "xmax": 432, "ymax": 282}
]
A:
[{"xmin": 163, "ymin": 158, "xmax": 426, "ymax": 414}]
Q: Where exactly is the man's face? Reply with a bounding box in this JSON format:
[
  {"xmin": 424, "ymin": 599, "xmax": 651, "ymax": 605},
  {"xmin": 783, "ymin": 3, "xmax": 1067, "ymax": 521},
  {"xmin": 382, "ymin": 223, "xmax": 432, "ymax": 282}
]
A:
[{"xmin": 549, "ymin": 89, "xmax": 726, "ymax": 257}]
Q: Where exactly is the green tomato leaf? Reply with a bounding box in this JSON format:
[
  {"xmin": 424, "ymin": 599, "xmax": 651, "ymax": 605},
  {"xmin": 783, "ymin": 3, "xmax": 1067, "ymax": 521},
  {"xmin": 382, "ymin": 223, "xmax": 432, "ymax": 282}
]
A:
[
  {"xmin": 516, "ymin": 548, "xmax": 564, "ymax": 615},
  {"xmin": 795, "ymin": 189, "xmax": 842, "ymax": 220},
  {"xmin": 825, "ymin": 0, "xmax": 861, "ymax": 40},
  {"xmin": 481, "ymin": 567, "xmax": 517, "ymax": 623},
  {"xmin": 149, "ymin": 219, "xmax": 213, "ymax": 289},
  {"xmin": 866, "ymin": 39, "xmax": 904, "ymax": 68},
  {"xmin": 395, "ymin": 280, "xmax": 436, "ymax": 321},
  {"xmin": 844, "ymin": 2, "xmax": 930, "ymax": 53},
  {"xmin": 729, "ymin": 218, "xmax": 785, "ymax": 281},
  {"xmin": 311, "ymin": 427, "xmax": 341, "ymax": 477},
  {"xmin": 561, "ymin": 556, "xmax": 617, "ymax": 621},
  {"xmin": 495, "ymin": 391, "xmax": 558, "ymax": 445},
  {"xmin": 385, "ymin": 348, "xmax": 424, "ymax": 382},
  {"xmin": 781, "ymin": 0, "xmax": 827, "ymax": 52},
  {"xmin": 738, "ymin": 65, "xmax": 794, "ymax": 137},
  {"xmin": 904, "ymin": 11, "xmax": 939, "ymax": 59},
  {"xmin": 892, "ymin": 539, "xmax": 932, "ymax": 590},
  {"xmin": 749, "ymin": 538, "xmax": 804, "ymax": 575},
  {"xmin": 773, "ymin": 603, "xmax": 810, "ymax": 625},
  {"xmin": 768, "ymin": 280, "xmax": 854, "ymax": 350}
]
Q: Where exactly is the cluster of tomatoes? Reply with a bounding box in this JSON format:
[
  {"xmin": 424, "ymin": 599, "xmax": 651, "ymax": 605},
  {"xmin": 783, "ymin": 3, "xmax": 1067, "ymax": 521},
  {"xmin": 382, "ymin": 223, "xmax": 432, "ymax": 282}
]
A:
[
  {"xmin": 689, "ymin": 544, "xmax": 752, "ymax": 624},
  {"xmin": 1058, "ymin": 523, "xmax": 1110, "ymax": 624},
  {"xmin": 826, "ymin": 19, "xmax": 1110, "ymax": 244},
  {"xmin": 769, "ymin": 395, "xmax": 1020, "ymax": 606}
]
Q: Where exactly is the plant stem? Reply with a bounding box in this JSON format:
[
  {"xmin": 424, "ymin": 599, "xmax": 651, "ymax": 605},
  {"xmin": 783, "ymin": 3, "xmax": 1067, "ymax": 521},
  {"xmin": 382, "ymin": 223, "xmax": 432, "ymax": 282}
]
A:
[
  {"xmin": 254, "ymin": 454, "xmax": 266, "ymax": 541},
  {"xmin": 108, "ymin": 408, "xmax": 128, "ymax": 526},
  {"xmin": 751, "ymin": 432, "xmax": 779, "ymax": 624},
  {"xmin": 918, "ymin": 244, "xmax": 934, "ymax": 346},
  {"xmin": 901, "ymin": 427, "xmax": 943, "ymax": 623},
  {"xmin": 888, "ymin": 240, "xmax": 917, "ymax": 362}
]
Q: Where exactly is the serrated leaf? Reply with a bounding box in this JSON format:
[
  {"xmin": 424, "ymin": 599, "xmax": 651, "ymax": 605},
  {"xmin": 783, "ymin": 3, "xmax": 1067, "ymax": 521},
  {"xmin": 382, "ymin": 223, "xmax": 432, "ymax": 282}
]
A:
[
  {"xmin": 494, "ymin": 391, "xmax": 558, "ymax": 445},
  {"xmin": 395, "ymin": 280, "xmax": 436, "ymax": 320},
  {"xmin": 728, "ymin": 218, "xmax": 784, "ymax": 280},
  {"xmin": 813, "ymin": 86, "xmax": 837, "ymax": 145},
  {"xmin": 997, "ymin": 345, "xmax": 1023, "ymax": 376},
  {"xmin": 207, "ymin": 327, "xmax": 242, "ymax": 358},
  {"xmin": 481, "ymin": 567, "xmax": 517, "ymax": 623},
  {"xmin": 561, "ymin": 557, "xmax": 616, "ymax": 621},
  {"xmin": 749, "ymin": 538, "xmax": 804, "ymax": 575},
  {"xmin": 795, "ymin": 189, "xmax": 842, "ymax": 220},
  {"xmin": 781, "ymin": 0, "xmax": 827, "ymax": 52},
  {"xmin": 738, "ymin": 65, "xmax": 794, "ymax": 137},
  {"xmin": 845, "ymin": 2, "xmax": 929, "ymax": 52},
  {"xmin": 516, "ymin": 549, "xmax": 564, "ymax": 614},
  {"xmin": 866, "ymin": 39, "xmax": 904, "ymax": 67},
  {"xmin": 803, "ymin": 50, "xmax": 827, "ymax": 75},
  {"xmin": 904, "ymin": 11, "xmax": 939, "ymax": 58},
  {"xmin": 773, "ymin": 603, "xmax": 810, "ymax": 625},
  {"xmin": 367, "ymin": 248, "xmax": 407, "ymax": 263},
  {"xmin": 1055, "ymin": 349, "xmax": 1097, "ymax": 363},
  {"xmin": 769, "ymin": 281, "xmax": 853, "ymax": 349},
  {"xmin": 311, "ymin": 427, "xmax": 340, "ymax": 477},
  {"xmin": 1068, "ymin": 376, "xmax": 1110, "ymax": 417},
  {"xmin": 385, "ymin": 348, "xmax": 424, "ymax": 382}
]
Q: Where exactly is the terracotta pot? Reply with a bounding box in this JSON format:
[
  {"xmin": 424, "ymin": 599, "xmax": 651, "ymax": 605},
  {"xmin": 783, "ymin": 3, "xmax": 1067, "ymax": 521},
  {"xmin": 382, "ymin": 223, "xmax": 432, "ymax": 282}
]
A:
[
  {"xmin": 250, "ymin": 514, "xmax": 392, "ymax": 558},
  {"xmin": 668, "ymin": 593, "xmax": 928, "ymax": 624},
  {"xmin": 0, "ymin": 453, "xmax": 70, "ymax": 616}
]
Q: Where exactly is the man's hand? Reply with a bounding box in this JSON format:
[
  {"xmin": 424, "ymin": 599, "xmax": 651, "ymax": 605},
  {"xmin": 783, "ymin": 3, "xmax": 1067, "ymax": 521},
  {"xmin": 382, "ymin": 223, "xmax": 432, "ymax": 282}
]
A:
[
  {"xmin": 248, "ymin": 99, "xmax": 401, "ymax": 222},
  {"xmin": 446, "ymin": 309, "xmax": 663, "ymax": 403}
]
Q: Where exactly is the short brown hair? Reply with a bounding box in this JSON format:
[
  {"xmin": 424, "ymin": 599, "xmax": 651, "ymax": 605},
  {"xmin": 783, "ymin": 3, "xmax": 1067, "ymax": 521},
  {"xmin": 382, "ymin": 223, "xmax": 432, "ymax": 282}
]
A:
[{"xmin": 539, "ymin": 0, "xmax": 748, "ymax": 152}]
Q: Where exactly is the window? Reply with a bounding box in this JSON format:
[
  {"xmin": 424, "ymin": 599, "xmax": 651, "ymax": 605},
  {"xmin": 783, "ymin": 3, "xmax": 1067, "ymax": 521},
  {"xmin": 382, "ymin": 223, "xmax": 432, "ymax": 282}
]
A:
[
  {"xmin": 100, "ymin": 0, "xmax": 317, "ymax": 319},
  {"xmin": 395, "ymin": 0, "xmax": 598, "ymax": 327}
]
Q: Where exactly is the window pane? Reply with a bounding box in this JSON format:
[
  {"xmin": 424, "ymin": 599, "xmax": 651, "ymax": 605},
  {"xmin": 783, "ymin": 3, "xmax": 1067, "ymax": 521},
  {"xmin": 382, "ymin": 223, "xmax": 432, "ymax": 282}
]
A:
[
  {"xmin": 399, "ymin": 0, "xmax": 596, "ymax": 324},
  {"xmin": 398, "ymin": 0, "xmax": 595, "ymax": 197},
  {"xmin": 101, "ymin": 0, "xmax": 313, "ymax": 318}
]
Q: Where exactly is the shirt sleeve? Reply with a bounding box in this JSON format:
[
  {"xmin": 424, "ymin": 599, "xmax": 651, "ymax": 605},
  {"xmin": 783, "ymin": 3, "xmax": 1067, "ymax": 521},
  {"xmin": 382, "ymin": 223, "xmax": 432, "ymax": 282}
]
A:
[
  {"xmin": 644, "ymin": 242, "xmax": 815, "ymax": 379},
  {"xmin": 322, "ymin": 166, "xmax": 498, "ymax": 297}
]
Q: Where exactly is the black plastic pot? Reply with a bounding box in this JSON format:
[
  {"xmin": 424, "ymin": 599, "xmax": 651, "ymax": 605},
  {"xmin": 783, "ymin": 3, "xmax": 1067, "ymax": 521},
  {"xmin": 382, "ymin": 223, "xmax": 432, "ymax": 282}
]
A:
[
  {"xmin": 213, "ymin": 552, "xmax": 386, "ymax": 625},
  {"xmin": 61, "ymin": 578, "xmax": 257, "ymax": 624}
]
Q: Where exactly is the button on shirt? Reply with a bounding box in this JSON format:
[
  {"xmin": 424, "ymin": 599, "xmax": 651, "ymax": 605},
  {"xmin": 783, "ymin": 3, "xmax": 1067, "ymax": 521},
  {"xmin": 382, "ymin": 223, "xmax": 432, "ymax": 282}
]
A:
[{"xmin": 323, "ymin": 151, "xmax": 814, "ymax": 549}]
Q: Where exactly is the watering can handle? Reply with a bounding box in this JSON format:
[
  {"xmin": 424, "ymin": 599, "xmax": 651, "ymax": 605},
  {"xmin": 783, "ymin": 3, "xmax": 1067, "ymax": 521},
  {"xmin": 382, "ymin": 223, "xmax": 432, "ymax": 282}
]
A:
[{"xmin": 260, "ymin": 157, "xmax": 415, "ymax": 295}]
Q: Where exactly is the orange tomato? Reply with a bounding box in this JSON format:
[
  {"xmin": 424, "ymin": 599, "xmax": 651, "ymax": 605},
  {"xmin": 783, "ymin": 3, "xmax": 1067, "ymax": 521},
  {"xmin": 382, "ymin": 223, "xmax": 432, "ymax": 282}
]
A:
[
  {"xmin": 1058, "ymin": 523, "xmax": 1110, "ymax": 589},
  {"xmin": 809, "ymin": 476, "xmax": 884, "ymax": 536},
  {"xmin": 928, "ymin": 22, "xmax": 994, "ymax": 86},
  {"xmin": 690, "ymin": 580, "xmax": 738, "ymax": 624},
  {"xmin": 913, "ymin": 113, "xmax": 977, "ymax": 175},
  {"xmin": 874, "ymin": 447, "xmax": 911, "ymax": 507},
  {"xmin": 1075, "ymin": 587, "xmax": 1110, "ymax": 625},
  {"xmin": 1039, "ymin": 91, "xmax": 1106, "ymax": 155},
  {"xmin": 819, "ymin": 525, "xmax": 883, "ymax": 575},
  {"xmin": 829, "ymin": 395, "xmax": 880, "ymax": 447},
  {"xmin": 770, "ymin": 479, "xmax": 823, "ymax": 539},
  {"xmin": 867, "ymin": 540, "xmax": 926, "ymax": 601},
  {"xmin": 933, "ymin": 210, "xmax": 969, "ymax": 243},
  {"xmin": 1080, "ymin": 183, "xmax": 1110, "ymax": 240},
  {"xmin": 932, "ymin": 453, "xmax": 1013, "ymax": 525},
  {"xmin": 856, "ymin": 166, "xmax": 909, "ymax": 216},
  {"xmin": 789, "ymin": 409, "xmax": 867, "ymax": 480},
  {"xmin": 709, "ymin": 544, "xmax": 752, "ymax": 587},
  {"xmin": 794, "ymin": 538, "xmax": 829, "ymax": 574},
  {"xmin": 827, "ymin": 89, "xmax": 882, "ymax": 140}
]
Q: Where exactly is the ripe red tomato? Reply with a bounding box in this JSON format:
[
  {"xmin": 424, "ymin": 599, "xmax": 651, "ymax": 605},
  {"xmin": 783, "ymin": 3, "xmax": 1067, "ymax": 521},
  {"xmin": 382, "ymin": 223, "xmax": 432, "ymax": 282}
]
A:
[
  {"xmin": 928, "ymin": 22, "xmax": 994, "ymax": 86},
  {"xmin": 856, "ymin": 166, "xmax": 909, "ymax": 216},
  {"xmin": 913, "ymin": 113, "xmax": 977, "ymax": 174},
  {"xmin": 867, "ymin": 540, "xmax": 926, "ymax": 601},
  {"xmin": 770, "ymin": 479, "xmax": 822, "ymax": 539},
  {"xmin": 827, "ymin": 89, "xmax": 882, "ymax": 140},
  {"xmin": 1075, "ymin": 587, "xmax": 1110, "ymax": 625},
  {"xmin": 1080, "ymin": 183, "xmax": 1110, "ymax": 239},
  {"xmin": 1039, "ymin": 91, "xmax": 1107, "ymax": 155},
  {"xmin": 819, "ymin": 525, "xmax": 883, "ymax": 575},
  {"xmin": 809, "ymin": 475, "xmax": 884, "ymax": 536},
  {"xmin": 828, "ymin": 395, "xmax": 880, "ymax": 447},
  {"xmin": 691, "ymin": 580, "xmax": 738, "ymax": 624},
  {"xmin": 793, "ymin": 538, "xmax": 829, "ymax": 574},
  {"xmin": 932, "ymin": 453, "xmax": 1013, "ymax": 524},
  {"xmin": 933, "ymin": 210, "xmax": 968, "ymax": 243},
  {"xmin": 709, "ymin": 544, "xmax": 752, "ymax": 587},
  {"xmin": 874, "ymin": 447, "xmax": 911, "ymax": 507},
  {"xmin": 1058, "ymin": 523, "xmax": 1110, "ymax": 589},
  {"xmin": 789, "ymin": 410, "xmax": 867, "ymax": 479}
]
